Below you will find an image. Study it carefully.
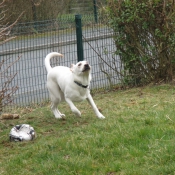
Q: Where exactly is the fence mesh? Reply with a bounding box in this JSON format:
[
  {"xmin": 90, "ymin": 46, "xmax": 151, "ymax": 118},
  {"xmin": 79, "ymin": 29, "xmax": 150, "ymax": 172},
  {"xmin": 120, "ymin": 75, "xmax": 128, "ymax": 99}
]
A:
[{"xmin": 0, "ymin": 14, "xmax": 121, "ymax": 112}]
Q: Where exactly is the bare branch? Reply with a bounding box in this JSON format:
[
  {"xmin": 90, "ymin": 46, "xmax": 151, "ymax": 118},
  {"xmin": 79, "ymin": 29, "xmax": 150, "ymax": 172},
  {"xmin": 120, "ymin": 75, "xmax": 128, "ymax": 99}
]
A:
[{"xmin": 0, "ymin": 3, "xmax": 22, "ymax": 112}]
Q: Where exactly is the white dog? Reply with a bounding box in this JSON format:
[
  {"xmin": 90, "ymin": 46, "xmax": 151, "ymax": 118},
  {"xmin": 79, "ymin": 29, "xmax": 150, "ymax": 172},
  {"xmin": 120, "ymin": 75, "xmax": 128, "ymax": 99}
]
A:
[{"xmin": 45, "ymin": 52, "xmax": 105, "ymax": 119}]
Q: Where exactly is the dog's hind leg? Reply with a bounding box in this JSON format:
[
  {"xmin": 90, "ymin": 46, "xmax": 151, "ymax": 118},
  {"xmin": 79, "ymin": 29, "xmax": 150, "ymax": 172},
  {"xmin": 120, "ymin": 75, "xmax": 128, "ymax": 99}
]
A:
[
  {"xmin": 50, "ymin": 101, "xmax": 65, "ymax": 119},
  {"xmin": 47, "ymin": 83, "xmax": 65, "ymax": 119}
]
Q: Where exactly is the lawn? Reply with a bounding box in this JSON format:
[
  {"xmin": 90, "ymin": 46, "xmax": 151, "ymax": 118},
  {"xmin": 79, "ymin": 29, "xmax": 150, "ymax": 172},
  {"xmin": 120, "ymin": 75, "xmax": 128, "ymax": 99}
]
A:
[{"xmin": 1, "ymin": 85, "xmax": 175, "ymax": 175}]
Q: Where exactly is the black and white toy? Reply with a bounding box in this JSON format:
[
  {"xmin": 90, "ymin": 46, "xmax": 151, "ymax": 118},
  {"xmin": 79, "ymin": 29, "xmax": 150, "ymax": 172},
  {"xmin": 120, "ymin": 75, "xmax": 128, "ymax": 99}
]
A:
[{"xmin": 9, "ymin": 124, "xmax": 35, "ymax": 141}]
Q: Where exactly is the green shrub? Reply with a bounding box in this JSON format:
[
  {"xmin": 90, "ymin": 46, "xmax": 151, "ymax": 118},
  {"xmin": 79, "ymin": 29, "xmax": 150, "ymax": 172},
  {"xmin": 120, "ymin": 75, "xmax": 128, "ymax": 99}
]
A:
[{"xmin": 107, "ymin": 0, "xmax": 175, "ymax": 85}]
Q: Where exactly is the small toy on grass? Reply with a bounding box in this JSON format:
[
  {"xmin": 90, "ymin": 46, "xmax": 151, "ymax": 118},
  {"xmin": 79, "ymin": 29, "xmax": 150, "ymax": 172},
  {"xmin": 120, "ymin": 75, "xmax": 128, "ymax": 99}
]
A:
[{"xmin": 9, "ymin": 124, "xmax": 35, "ymax": 141}]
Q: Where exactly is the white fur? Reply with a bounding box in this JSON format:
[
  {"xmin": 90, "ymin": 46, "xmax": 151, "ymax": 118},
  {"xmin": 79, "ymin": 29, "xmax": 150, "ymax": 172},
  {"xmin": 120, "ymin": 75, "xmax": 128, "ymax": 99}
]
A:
[{"xmin": 45, "ymin": 52, "xmax": 105, "ymax": 119}]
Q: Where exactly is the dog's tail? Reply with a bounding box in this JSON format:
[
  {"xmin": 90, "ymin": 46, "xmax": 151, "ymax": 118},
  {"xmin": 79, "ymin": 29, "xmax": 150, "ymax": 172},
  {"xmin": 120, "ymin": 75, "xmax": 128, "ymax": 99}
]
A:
[{"xmin": 45, "ymin": 52, "xmax": 63, "ymax": 72}]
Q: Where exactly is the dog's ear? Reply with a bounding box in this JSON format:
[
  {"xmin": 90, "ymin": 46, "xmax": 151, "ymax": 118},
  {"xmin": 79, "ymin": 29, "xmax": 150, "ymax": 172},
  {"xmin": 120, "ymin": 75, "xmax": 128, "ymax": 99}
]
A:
[{"xmin": 70, "ymin": 64, "xmax": 75, "ymax": 72}]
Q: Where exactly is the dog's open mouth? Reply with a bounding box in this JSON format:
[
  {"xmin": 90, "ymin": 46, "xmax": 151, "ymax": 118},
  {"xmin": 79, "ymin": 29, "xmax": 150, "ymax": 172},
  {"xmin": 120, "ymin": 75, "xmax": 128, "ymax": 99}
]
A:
[{"xmin": 82, "ymin": 64, "xmax": 90, "ymax": 72}]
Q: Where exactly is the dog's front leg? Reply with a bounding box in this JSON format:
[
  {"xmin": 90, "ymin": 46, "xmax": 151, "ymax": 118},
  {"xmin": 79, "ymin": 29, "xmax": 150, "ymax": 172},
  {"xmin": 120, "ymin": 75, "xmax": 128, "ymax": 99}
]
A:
[
  {"xmin": 86, "ymin": 94, "xmax": 105, "ymax": 119},
  {"xmin": 65, "ymin": 98, "xmax": 81, "ymax": 117}
]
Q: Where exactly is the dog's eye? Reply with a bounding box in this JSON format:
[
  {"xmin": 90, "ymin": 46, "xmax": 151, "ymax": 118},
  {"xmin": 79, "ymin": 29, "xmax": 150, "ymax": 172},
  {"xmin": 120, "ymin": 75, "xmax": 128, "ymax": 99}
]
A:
[{"xmin": 78, "ymin": 63, "xmax": 82, "ymax": 67}]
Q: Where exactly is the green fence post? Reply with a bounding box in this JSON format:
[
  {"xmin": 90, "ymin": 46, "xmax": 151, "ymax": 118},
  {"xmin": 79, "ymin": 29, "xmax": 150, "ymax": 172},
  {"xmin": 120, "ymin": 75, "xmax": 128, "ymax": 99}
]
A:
[
  {"xmin": 93, "ymin": 0, "xmax": 98, "ymax": 23},
  {"xmin": 75, "ymin": 14, "xmax": 84, "ymax": 62},
  {"xmin": 31, "ymin": 1, "xmax": 37, "ymax": 29}
]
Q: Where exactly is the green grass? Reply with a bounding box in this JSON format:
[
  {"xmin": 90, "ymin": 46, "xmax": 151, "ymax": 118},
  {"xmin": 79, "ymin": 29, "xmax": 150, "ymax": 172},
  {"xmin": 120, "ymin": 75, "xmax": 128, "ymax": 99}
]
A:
[{"xmin": 1, "ymin": 84, "xmax": 175, "ymax": 175}]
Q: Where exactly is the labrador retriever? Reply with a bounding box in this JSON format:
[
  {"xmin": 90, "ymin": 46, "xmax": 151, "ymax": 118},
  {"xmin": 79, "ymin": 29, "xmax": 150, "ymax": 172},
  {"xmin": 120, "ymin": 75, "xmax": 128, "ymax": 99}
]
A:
[{"xmin": 45, "ymin": 52, "xmax": 105, "ymax": 119}]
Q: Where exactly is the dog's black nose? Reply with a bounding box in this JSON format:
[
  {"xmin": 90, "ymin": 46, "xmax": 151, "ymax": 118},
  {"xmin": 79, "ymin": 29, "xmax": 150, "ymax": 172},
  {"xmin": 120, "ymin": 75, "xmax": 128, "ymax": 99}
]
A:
[
  {"xmin": 83, "ymin": 64, "xmax": 90, "ymax": 72},
  {"xmin": 85, "ymin": 64, "xmax": 90, "ymax": 69}
]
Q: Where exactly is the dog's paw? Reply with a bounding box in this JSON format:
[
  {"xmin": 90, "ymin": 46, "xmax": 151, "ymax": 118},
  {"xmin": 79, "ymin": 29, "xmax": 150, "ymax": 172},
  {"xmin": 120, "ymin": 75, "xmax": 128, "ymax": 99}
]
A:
[
  {"xmin": 61, "ymin": 113, "xmax": 66, "ymax": 117},
  {"xmin": 70, "ymin": 106, "xmax": 81, "ymax": 117},
  {"xmin": 55, "ymin": 115, "xmax": 63, "ymax": 119},
  {"xmin": 73, "ymin": 109, "xmax": 81, "ymax": 117},
  {"xmin": 75, "ymin": 111, "xmax": 81, "ymax": 117},
  {"xmin": 54, "ymin": 113, "xmax": 65, "ymax": 119},
  {"xmin": 97, "ymin": 114, "xmax": 105, "ymax": 119}
]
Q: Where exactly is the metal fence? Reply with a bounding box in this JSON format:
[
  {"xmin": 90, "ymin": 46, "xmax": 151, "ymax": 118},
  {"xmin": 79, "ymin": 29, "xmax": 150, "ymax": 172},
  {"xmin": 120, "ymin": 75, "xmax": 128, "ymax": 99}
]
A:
[{"xmin": 0, "ymin": 14, "xmax": 122, "ymax": 111}]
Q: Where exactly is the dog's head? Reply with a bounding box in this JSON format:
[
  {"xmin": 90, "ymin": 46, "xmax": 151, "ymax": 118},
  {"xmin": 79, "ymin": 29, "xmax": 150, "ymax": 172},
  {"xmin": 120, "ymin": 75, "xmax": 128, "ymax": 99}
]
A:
[{"xmin": 70, "ymin": 61, "xmax": 91, "ymax": 75}]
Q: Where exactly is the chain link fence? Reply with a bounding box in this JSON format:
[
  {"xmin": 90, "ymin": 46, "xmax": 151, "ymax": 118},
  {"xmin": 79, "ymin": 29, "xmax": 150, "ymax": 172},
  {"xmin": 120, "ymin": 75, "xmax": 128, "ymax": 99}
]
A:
[{"xmin": 0, "ymin": 14, "xmax": 122, "ymax": 112}]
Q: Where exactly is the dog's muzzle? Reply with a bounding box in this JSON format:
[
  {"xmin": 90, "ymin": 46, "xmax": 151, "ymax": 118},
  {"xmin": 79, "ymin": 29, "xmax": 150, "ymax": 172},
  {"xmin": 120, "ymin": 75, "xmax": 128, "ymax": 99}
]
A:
[{"xmin": 83, "ymin": 64, "xmax": 90, "ymax": 72}]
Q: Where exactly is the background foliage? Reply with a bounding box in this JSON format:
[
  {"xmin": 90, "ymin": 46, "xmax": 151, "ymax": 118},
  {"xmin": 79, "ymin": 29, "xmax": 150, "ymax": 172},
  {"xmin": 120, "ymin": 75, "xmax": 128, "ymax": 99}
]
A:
[
  {"xmin": 4, "ymin": 0, "xmax": 96, "ymax": 23},
  {"xmin": 106, "ymin": 0, "xmax": 175, "ymax": 85}
]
